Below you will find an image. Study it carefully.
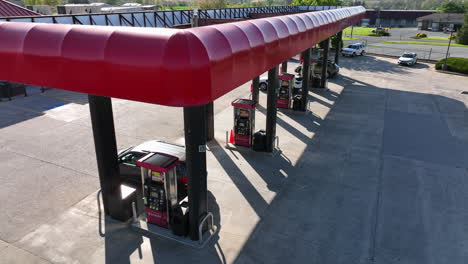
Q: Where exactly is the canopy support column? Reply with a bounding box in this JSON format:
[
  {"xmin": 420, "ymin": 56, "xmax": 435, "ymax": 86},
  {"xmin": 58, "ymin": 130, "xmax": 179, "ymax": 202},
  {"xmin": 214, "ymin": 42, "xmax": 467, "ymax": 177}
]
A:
[
  {"xmin": 281, "ymin": 60, "xmax": 288, "ymax": 73},
  {"xmin": 266, "ymin": 66, "xmax": 279, "ymax": 152},
  {"xmin": 335, "ymin": 31, "xmax": 342, "ymax": 64},
  {"xmin": 320, "ymin": 38, "xmax": 330, "ymax": 88},
  {"xmin": 184, "ymin": 104, "xmax": 208, "ymax": 241},
  {"xmin": 89, "ymin": 95, "xmax": 131, "ymax": 221},
  {"xmin": 252, "ymin": 76, "xmax": 260, "ymax": 103},
  {"xmin": 301, "ymin": 48, "xmax": 312, "ymax": 111},
  {"xmin": 206, "ymin": 102, "xmax": 214, "ymax": 141}
]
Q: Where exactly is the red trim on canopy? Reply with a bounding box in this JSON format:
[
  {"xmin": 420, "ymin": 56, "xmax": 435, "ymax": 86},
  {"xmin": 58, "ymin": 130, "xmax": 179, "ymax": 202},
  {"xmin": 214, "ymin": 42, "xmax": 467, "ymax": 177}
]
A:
[{"xmin": 0, "ymin": 7, "xmax": 364, "ymax": 107}]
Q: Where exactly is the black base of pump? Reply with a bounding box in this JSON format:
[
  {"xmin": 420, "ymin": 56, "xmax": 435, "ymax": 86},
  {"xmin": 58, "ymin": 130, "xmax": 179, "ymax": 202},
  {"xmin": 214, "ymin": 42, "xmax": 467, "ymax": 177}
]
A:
[
  {"xmin": 253, "ymin": 130, "xmax": 267, "ymax": 152},
  {"xmin": 292, "ymin": 95, "xmax": 303, "ymax": 111}
]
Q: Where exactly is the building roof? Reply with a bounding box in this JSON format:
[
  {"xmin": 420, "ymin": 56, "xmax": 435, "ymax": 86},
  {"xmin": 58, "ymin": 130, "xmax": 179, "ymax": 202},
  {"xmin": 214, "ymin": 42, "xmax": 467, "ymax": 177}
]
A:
[
  {"xmin": 0, "ymin": 7, "xmax": 365, "ymax": 107},
  {"xmin": 0, "ymin": 0, "xmax": 39, "ymax": 18},
  {"xmin": 417, "ymin": 13, "xmax": 464, "ymax": 23}
]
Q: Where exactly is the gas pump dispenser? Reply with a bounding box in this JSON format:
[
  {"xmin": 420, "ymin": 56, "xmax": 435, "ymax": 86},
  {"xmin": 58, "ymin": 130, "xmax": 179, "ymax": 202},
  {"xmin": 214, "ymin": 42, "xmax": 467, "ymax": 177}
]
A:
[
  {"xmin": 230, "ymin": 99, "xmax": 256, "ymax": 147},
  {"xmin": 136, "ymin": 152, "xmax": 188, "ymax": 235},
  {"xmin": 277, "ymin": 73, "xmax": 295, "ymax": 109}
]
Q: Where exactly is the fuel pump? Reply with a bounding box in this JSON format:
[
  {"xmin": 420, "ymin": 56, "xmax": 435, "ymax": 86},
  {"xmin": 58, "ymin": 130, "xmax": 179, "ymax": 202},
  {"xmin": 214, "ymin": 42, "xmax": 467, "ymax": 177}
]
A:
[
  {"xmin": 230, "ymin": 99, "xmax": 256, "ymax": 147},
  {"xmin": 136, "ymin": 152, "xmax": 189, "ymax": 235},
  {"xmin": 277, "ymin": 73, "xmax": 295, "ymax": 109}
]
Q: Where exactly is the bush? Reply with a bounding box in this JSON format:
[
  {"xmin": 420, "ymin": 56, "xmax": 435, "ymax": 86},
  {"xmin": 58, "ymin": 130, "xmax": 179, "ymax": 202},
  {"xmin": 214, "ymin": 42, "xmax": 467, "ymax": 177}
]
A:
[
  {"xmin": 435, "ymin": 57, "xmax": 468, "ymax": 74},
  {"xmin": 330, "ymin": 35, "xmax": 343, "ymax": 50},
  {"xmin": 415, "ymin": 33, "xmax": 427, "ymax": 38},
  {"xmin": 457, "ymin": 12, "xmax": 468, "ymax": 45}
]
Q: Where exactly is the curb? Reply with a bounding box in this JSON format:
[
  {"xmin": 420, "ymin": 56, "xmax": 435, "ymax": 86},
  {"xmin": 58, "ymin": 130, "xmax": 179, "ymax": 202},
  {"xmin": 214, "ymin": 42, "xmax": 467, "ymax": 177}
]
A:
[
  {"xmin": 435, "ymin": 69, "xmax": 468, "ymax": 77},
  {"xmin": 366, "ymin": 53, "xmax": 438, "ymax": 64}
]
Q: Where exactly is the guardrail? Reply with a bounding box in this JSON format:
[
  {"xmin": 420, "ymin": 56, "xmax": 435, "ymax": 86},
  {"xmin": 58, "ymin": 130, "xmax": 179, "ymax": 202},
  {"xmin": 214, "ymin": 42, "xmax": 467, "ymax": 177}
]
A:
[{"xmin": 0, "ymin": 5, "xmax": 344, "ymax": 28}]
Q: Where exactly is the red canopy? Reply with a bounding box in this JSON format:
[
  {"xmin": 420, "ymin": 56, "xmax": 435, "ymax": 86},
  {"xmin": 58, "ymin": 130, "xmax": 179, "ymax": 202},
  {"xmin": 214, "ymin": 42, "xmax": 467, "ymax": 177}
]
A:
[{"xmin": 0, "ymin": 7, "xmax": 364, "ymax": 107}]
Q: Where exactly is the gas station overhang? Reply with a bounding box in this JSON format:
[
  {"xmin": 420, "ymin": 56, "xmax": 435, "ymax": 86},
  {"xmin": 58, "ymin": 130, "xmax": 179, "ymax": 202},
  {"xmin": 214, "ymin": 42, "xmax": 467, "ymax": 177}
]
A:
[{"xmin": 0, "ymin": 6, "xmax": 364, "ymax": 107}]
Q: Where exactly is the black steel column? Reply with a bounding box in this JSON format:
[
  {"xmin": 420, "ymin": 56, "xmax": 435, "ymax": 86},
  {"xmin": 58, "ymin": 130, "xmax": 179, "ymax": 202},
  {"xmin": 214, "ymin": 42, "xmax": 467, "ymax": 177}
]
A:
[
  {"xmin": 301, "ymin": 48, "xmax": 312, "ymax": 111},
  {"xmin": 206, "ymin": 102, "xmax": 214, "ymax": 141},
  {"xmin": 266, "ymin": 66, "xmax": 278, "ymax": 152},
  {"xmin": 88, "ymin": 95, "xmax": 127, "ymax": 221},
  {"xmin": 335, "ymin": 31, "xmax": 342, "ymax": 65},
  {"xmin": 320, "ymin": 38, "xmax": 330, "ymax": 88},
  {"xmin": 281, "ymin": 60, "xmax": 288, "ymax": 73},
  {"xmin": 252, "ymin": 76, "xmax": 260, "ymax": 103},
  {"xmin": 184, "ymin": 104, "xmax": 208, "ymax": 240}
]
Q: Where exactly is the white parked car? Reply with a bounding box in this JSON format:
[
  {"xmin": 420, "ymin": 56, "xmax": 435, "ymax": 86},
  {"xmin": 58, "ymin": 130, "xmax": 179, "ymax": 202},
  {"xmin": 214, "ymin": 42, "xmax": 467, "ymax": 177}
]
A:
[
  {"xmin": 257, "ymin": 76, "xmax": 303, "ymax": 96},
  {"xmin": 258, "ymin": 76, "xmax": 302, "ymax": 91},
  {"xmin": 398, "ymin": 53, "xmax": 417, "ymax": 66},
  {"xmin": 341, "ymin": 43, "xmax": 366, "ymax": 57}
]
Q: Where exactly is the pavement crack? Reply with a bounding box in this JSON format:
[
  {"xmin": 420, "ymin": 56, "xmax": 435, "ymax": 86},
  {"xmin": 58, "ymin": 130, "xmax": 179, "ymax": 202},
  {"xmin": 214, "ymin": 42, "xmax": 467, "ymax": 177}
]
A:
[{"xmin": 369, "ymin": 82, "xmax": 389, "ymax": 263}]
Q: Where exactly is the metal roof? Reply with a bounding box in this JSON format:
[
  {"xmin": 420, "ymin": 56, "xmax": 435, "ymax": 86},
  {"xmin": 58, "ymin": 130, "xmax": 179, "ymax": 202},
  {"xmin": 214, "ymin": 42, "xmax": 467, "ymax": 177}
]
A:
[
  {"xmin": 0, "ymin": 6, "xmax": 365, "ymax": 107},
  {"xmin": 417, "ymin": 13, "xmax": 464, "ymax": 23},
  {"xmin": 0, "ymin": 0, "xmax": 39, "ymax": 18}
]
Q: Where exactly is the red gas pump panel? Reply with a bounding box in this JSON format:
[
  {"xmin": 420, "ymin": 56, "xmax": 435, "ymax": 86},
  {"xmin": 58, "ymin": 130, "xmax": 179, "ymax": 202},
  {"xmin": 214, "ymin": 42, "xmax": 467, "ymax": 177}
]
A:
[
  {"xmin": 277, "ymin": 74, "xmax": 295, "ymax": 109},
  {"xmin": 137, "ymin": 152, "xmax": 179, "ymax": 229},
  {"xmin": 231, "ymin": 99, "xmax": 256, "ymax": 148},
  {"xmin": 145, "ymin": 183, "xmax": 169, "ymax": 228}
]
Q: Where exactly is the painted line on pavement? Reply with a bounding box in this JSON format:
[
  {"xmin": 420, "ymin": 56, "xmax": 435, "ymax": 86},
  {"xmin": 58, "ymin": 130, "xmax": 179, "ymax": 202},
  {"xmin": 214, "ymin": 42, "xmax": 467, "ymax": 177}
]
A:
[{"xmin": 0, "ymin": 103, "xmax": 44, "ymax": 114}]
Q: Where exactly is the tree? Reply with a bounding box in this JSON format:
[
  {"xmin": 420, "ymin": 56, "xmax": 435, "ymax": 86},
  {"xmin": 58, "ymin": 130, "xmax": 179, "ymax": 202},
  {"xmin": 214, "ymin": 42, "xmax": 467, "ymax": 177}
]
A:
[
  {"xmin": 438, "ymin": 1, "xmax": 465, "ymax": 13},
  {"xmin": 292, "ymin": 0, "xmax": 342, "ymax": 5},
  {"xmin": 43, "ymin": 0, "xmax": 63, "ymax": 6},
  {"xmin": 105, "ymin": 0, "xmax": 122, "ymax": 5},
  {"xmin": 24, "ymin": 0, "xmax": 44, "ymax": 5},
  {"xmin": 195, "ymin": 0, "xmax": 227, "ymax": 9},
  {"xmin": 330, "ymin": 34, "xmax": 343, "ymax": 49},
  {"xmin": 457, "ymin": 12, "xmax": 468, "ymax": 45}
]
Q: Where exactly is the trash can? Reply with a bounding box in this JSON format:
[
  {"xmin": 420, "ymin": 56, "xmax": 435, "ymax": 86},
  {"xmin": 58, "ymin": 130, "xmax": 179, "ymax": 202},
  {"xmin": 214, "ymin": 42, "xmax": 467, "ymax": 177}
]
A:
[{"xmin": 0, "ymin": 81, "xmax": 12, "ymax": 100}]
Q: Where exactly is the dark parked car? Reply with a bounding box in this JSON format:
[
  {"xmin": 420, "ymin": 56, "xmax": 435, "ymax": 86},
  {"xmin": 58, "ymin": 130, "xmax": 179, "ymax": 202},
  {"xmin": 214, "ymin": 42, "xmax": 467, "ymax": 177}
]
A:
[{"xmin": 118, "ymin": 140, "xmax": 188, "ymax": 198}]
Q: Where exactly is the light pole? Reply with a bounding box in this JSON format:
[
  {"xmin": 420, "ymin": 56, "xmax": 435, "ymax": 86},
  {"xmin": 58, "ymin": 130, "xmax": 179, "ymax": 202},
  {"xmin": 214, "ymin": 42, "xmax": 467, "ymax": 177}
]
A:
[{"xmin": 443, "ymin": 29, "xmax": 455, "ymax": 70}]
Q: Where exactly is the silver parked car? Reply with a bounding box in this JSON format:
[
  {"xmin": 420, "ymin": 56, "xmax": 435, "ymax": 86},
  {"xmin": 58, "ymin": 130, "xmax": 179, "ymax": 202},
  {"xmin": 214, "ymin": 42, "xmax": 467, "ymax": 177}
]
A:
[
  {"xmin": 341, "ymin": 43, "xmax": 366, "ymax": 57},
  {"xmin": 398, "ymin": 52, "xmax": 417, "ymax": 66}
]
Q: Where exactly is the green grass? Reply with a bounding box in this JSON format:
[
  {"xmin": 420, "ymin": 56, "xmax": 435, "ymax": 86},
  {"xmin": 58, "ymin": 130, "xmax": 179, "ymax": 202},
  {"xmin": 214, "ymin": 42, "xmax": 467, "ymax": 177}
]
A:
[
  {"xmin": 435, "ymin": 57, "xmax": 468, "ymax": 74},
  {"xmin": 411, "ymin": 36, "xmax": 451, "ymax": 41},
  {"xmin": 381, "ymin": 40, "xmax": 468, "ymax": 48},
  {"xmin": 425, "ymin": 36, "xmax": 452, "ymax": 41},
  {"xmin": 343, "ymin": 37, "xmax": 357, "ymax": 40},
  {"xmin": 343, "ymin": 27, "xmax": 376, "ymax": 36},
  {"xmin": 161, "ymin": 6, "xmax": 193, "ymax": 10}
]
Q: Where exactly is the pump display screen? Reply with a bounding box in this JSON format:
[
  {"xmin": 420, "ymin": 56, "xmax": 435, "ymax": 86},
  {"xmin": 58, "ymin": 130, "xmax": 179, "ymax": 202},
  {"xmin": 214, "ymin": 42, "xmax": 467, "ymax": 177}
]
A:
[
  {"xmin": 151, "ymin": 171, "xmax": 164, "ymax": 182},
  {"xmin": 239, "ymin": 109, "xmax": 249, "ymax": 117},
  {"xmin": 278, "ymin": 87, "xmax": 289, "ymax": 100},
  {"xmin": 145, "ymin": 183, "xmax": 166, "ymax": 212},
  {"xmin": 235, "ymin": 118, "xmax": 250, "ymax": 135}
]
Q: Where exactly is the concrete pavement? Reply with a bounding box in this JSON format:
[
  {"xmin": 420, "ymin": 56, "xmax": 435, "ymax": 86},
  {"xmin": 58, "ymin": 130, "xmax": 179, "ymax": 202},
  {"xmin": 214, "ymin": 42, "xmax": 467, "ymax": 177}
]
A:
[{"xmin": 1, "ymin": 56, "xmax": 468, "ymax": 263}]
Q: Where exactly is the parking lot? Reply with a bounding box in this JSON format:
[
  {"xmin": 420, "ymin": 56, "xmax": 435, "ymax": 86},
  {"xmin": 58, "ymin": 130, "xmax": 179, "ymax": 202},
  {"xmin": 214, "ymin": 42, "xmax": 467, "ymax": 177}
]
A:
[
  {"xmin": 1, "ymin": 55, "xmax": 468, "ymax": 263},
  {"xmin": 344, "ymin": 27, "xmax": 468, "ymax": 60}
]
